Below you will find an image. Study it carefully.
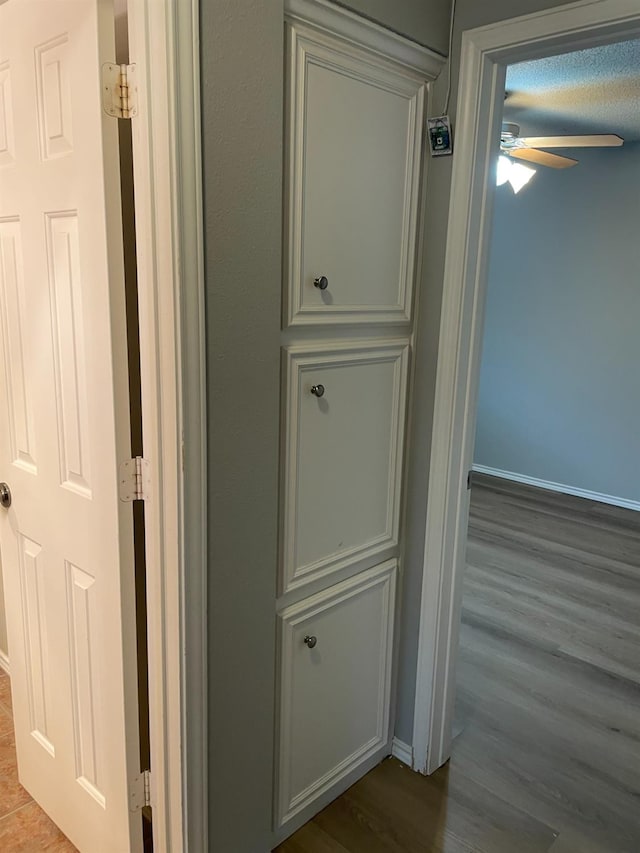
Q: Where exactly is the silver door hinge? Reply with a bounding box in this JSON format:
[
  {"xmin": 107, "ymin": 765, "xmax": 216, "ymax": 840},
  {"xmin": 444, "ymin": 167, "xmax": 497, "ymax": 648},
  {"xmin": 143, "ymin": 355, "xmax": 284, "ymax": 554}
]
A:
[
  {"xmin": 130, "ymin": 769, "xmax": 152, "ymax": 812},
  {"xmin": 119, "ymin": 456, "xmax": 150, "ymax": 502},
  {"xmin": 102, "ymin": 63, "xmax": 138, "ymax": 118}
]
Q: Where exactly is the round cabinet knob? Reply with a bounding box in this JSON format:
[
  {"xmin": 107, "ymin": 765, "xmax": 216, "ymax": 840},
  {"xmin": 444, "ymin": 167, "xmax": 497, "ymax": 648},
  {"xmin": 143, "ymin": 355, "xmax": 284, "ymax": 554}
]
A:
[
  {"xmin": 304, "ymin": 635, "xmax": 317, "ymax": 649},
  {"xmin": 0, "ymin": 483, "xmax": 11, "ymax": 509},
  {"xmin": 310, "ymin": 384, "xmax": 325, "ymax": 398},
  {"xmin": 314, "ymin": 276, "xmax": 329, "ymax": 290}
]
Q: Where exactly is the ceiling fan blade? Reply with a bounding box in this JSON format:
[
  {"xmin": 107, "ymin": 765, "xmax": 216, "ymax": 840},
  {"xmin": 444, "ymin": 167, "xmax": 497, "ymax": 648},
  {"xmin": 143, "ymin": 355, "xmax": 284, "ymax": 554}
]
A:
[
  {"xmin": 520, "ymin": 134, "xmax": 624, "ymax": 149},
  {"xmin": 509, "ymin": 148, "xmax": 578, "ymax": 169}
]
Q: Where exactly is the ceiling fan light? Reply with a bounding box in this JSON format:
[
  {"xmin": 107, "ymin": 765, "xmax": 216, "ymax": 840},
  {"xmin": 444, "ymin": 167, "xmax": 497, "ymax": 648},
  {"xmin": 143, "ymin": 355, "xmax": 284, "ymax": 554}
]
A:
[
  {"xmin": 508, "ymin": 162, "xmax": 536, "ymax": 193},
  {"xmin": 496, "ymin": 155, "xmax": 511, "ymax": 186}
]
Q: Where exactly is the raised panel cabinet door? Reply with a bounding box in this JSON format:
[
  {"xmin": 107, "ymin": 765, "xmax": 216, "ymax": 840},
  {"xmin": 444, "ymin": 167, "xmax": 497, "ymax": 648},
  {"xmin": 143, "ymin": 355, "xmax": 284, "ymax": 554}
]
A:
[
  {"xmin": 284, "ymin": 20, "xmax": 426, "ymax": 326},
  {"xmin": 277, "ymin": 561, "xmax": 397, "ymax": 828},
  {"xmin": 0, "ymin": 3, "xmax": 142, "ymax": 851},
  {"xmin": 281, "ymin": 340, "xmax": 409, "ymax": 593}
]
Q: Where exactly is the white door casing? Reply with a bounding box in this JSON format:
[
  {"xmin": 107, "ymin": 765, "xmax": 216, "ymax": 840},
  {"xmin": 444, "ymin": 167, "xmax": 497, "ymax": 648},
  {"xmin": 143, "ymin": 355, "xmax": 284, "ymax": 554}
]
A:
[
  {"xmin": 124, "ymin": 0, "xmax": 208, "ymax": 848},
  {"xmin": 412, "ymin": 0, "xmax": 640, "ymax": 777},
  {"xmin": 0, "ymin": 2, "xmax": 142, "ymax": 850}
]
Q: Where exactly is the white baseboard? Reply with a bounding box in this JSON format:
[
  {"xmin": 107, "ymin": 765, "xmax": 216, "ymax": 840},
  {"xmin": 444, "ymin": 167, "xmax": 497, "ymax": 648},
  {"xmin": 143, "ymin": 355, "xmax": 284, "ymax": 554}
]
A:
[
  {"xmin": 391, "ymin": 737, "xmax": 413, "ymax": 767},
  {"xmin": 472, "ymin": 465, "xmax": 640, "ymax": 513},
  {"xmin": 0, "ymin": 650, "xmax": 10, "ymax": 677}
]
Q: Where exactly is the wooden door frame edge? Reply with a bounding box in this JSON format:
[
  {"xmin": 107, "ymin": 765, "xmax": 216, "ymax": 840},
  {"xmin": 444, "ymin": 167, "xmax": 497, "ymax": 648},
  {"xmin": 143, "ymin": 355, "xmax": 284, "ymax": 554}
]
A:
[
  {"xmin": 412, "ymin": 0, "xmax": 640, "ymax": 775},
  {"xmin": 128, "ymin": 1, "xmax": 207, "ymax": 850}
]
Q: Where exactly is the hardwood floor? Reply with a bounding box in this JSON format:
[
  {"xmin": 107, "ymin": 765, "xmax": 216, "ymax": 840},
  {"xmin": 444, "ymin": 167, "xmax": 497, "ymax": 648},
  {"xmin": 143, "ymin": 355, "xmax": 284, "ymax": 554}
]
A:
[{"xmin": 275, "ymin": 475, "xmax": 640, "ymax": 852}]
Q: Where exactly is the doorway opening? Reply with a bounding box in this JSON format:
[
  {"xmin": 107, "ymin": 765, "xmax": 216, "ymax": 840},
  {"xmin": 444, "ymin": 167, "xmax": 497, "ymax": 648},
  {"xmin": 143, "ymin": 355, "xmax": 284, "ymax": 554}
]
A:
[
  {"xmin": 413, "ymin": 0, "xmax": 640, "ymax": 808},
  {"xmin": 452, "ymin": 40, "xmax": 640, "ymax": 853}
]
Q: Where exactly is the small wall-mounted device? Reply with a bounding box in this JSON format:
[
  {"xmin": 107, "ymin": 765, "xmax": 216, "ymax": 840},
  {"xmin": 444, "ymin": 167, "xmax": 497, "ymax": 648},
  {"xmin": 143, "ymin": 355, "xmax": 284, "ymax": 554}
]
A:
[{"xmin": 427, "ymin": 115, "xmax": 453, "ymax": 157}]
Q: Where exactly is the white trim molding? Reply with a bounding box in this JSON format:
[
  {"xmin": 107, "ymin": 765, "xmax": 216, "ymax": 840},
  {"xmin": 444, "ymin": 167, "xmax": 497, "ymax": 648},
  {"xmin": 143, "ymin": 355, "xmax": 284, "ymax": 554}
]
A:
[
  {"xmin": 285, "ymin": 0, "xmax": 445, "ymax": 79},
  {"xmin": 127, "ymin": 3, "xmax": 184, "ymax": 847},
  {"xmin": 127, "ymin": 0, "xmax": 206, "ymax": 849},
  {"xmin": 412, "ymin": 0, "xmax": 640, "ymax": 777},
  {"xmin": 172, "ymin": 1, "xmax": 208, "ymax": 849},
  {"xmin": 391, "ymin": 737, "xmax": 413, "ymax": 766},
  {"xmin": 473, "ymin": 465, "xmax": 640, "ymax": 513},
  {"xmin": 0, "ymin": 650, "xmax": 9, "ymax": 677}
]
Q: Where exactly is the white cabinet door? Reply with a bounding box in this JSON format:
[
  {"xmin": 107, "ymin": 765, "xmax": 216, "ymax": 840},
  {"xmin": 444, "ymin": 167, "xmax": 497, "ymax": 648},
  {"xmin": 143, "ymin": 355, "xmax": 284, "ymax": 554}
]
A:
[
  {"xmin": 284, "ymin": 20, "xmax": 426, "ymax": 327},
  {"xmin": 281, "ymin": 340, "xmax": 408, "ymax": 593},
  {"xmin": 276, "ymin": 561, "xmax": 396, "ymax": 829},
  {"xmin": 0, "ymin": 3, "xmax": 142, "ymax": 851}
]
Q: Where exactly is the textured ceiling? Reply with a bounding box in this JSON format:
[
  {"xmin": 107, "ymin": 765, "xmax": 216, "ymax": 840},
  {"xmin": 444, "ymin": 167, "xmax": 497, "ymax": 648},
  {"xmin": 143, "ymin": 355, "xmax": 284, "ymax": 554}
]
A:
[{"xmin": 504, "ymin": 39, "xmax": 640, "ymax": 143}]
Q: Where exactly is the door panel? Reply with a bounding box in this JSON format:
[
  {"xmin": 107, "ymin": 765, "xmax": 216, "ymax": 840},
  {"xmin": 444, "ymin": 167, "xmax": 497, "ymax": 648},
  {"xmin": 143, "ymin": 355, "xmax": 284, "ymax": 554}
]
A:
[
  {"xmin": 277, "ymin": 561, "xmax": 397, "ymax": 828},
  {"xmin": 35, "ymin": 34, "xmax": 74, "ymax": 161},
  {"xmin": 0, "ymin": 2, "xmax": 142, "ymax": 851},
  {"xmin": 284, "ymin": 21, "xmax": 425, "ymax": 326},
  {"xmin": 281, "ymin": 340, "xmax": 409, "ymax": 593},
  {"xmin": 0, "ymin": 219, "xmax": 36, "ymax": 471},
  {"xmin": 0, "ymin": 62, "xmax": 16, "ymax": 167},
  {"xmin": 46, "ymin": 211, "xmax": 92, "ymax": 497},
  {"xmin": 20, "ymin": 534, "xmax": 54, "ymax": 754}
]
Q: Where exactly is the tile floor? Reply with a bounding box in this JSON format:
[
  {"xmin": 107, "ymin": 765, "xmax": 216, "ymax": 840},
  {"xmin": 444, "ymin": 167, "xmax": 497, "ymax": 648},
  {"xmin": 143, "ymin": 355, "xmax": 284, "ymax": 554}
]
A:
[{"xmin": 0, "ymin": 670, "xmax": 77, "ymax": 851}]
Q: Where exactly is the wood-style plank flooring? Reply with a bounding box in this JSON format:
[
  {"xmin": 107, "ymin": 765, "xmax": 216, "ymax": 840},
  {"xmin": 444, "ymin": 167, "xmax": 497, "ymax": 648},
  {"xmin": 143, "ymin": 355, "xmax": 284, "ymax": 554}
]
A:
[{"xmin": 275, "ymin": 475, "xmax": 640, "ymax": 852}]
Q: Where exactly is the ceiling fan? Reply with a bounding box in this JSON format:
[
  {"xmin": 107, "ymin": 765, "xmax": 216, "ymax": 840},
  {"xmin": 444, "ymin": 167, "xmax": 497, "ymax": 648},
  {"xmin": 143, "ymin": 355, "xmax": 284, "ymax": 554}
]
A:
[{"xmin": 500, "ymin": 122, "xmax": 624, "ymax": 169}]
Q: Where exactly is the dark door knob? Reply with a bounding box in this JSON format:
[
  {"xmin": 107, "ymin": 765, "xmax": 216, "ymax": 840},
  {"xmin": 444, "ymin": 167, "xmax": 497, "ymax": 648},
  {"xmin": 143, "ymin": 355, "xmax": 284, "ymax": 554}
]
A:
[
  {"xmin": 314, "ymin": 276, "xmax": 329, "ymax": 290},
  {"xmin": 0, "ymin": 483, "xmax": 11, "ymax": 509},
  {"xmin": 310, "ymin": 384, "xmax": 325, "ymax": 398}
]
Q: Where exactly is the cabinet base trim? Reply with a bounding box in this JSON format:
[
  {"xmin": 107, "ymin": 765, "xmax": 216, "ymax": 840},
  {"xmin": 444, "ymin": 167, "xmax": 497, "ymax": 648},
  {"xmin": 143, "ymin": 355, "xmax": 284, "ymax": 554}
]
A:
[
  {"xmin": 284, "ymin": 734, "xmax": 382, "ymax": 824},
  {"xmin": 273, "ymin": 742, "xmax": 391, "ymax": 846}
]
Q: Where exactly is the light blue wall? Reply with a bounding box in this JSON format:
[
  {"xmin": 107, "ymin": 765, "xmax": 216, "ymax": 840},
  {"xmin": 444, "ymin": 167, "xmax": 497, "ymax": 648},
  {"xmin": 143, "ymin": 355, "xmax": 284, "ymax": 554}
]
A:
[{"xmin": 473, "ymin": 144, "xmax": 640, "ymax": 503}]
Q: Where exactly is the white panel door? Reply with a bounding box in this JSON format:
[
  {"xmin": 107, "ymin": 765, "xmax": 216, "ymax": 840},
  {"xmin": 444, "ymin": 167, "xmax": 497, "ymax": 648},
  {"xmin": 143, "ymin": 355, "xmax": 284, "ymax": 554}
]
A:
[
  {"xmin": 277, "ymin": 561, "xmax": 397, "ymax": 828},
  {"xmin": 0, "ymin": 2, "xmax": 142, "ymax": 851},
  {"xmin": 281, "ymin": 340, "xmax": 409, "ymax": 593},
  {"xmin": 284, "ymin": 20, "xmax": 425, "ymax": 327}
]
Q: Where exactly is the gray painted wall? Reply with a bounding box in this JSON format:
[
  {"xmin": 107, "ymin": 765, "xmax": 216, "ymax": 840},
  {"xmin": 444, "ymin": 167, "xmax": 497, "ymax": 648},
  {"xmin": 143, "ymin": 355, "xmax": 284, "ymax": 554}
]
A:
[
  {"xmin": 200, "ymin": 2, "xmax": 283, "ymax": 851},
  {"xmin": 199, "ymin": 1, "xmax": 450, "ymax": 850},
  {"xmin": 336, "ymin": 0, "xmax": 450, "ymax": 53},
  {"xmin": 474, "ymin": 144, "xmax": 640, "ymax": 503},
  {"xmin": 395, "ymin": 0, "xmax": 590, "ymax": 746}
]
